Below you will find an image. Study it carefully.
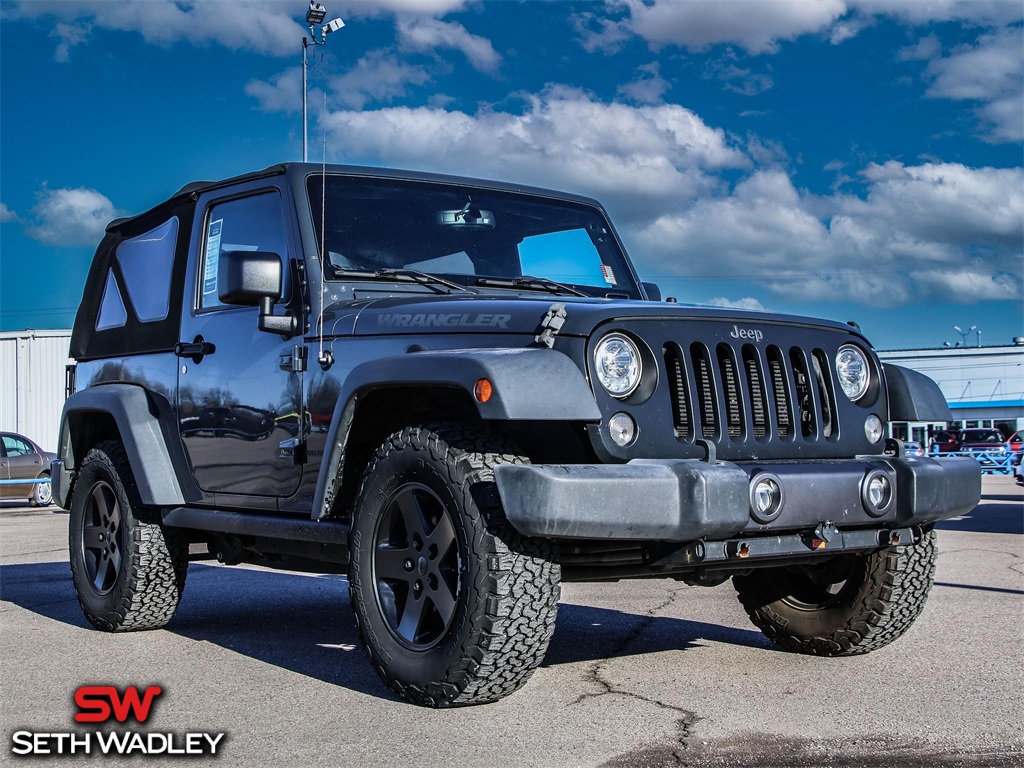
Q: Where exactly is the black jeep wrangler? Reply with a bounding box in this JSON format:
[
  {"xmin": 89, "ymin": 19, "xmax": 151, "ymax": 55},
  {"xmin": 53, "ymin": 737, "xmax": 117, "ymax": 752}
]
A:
[{"xmin": 55, "ymin": 163, "xmax": 980, "ymax": 707}]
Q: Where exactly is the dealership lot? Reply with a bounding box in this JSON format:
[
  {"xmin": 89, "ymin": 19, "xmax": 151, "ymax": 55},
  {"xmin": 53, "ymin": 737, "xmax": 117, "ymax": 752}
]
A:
[{"xmin": 2, "ymin": 477, "xmax": 1021, "ymax": 767}]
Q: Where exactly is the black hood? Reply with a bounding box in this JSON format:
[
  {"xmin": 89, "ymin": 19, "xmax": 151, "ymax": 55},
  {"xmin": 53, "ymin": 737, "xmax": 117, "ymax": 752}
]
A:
[{"xmin": 335, "ymin": 294, "xmax": 870, "ymax": 345}]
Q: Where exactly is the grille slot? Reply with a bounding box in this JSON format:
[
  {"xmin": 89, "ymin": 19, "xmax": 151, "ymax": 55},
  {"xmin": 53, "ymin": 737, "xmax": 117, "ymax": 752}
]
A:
[
  {"xmin": 690, "ymin": 343, "xmax": 717, "ymax": 438},
  {"xmin": 790, "ymin": 348, "xmax": 816, "ymax": 438},
  {"xmin": 717, "ymin": 344, "xmax": 743, "ymax": 438},
  {"xmin": 812, "ymin": 349, "xmax": 837, "ymax": 438},
  {"xmin": 767, "ymin": 346, "xmax": 792, "ymax": 437},
  {"xmin": 742, "ymin": 345, "xmax": 768, "ymax": 438},
  {"xmin": 664, "ymin": 344, "xmax": 691, "ymax": 438}
]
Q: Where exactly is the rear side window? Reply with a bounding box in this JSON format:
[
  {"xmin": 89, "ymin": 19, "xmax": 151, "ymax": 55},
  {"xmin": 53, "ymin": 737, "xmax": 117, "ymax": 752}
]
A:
[
  {"xmin": 116, "ymin": 218, "xmax": 178, "ymax": 322},
  {"xmin": 199, "ymin": 192, "xmax": 288, "ymax": 311},
  {"xmin": 2, "ymin": 435, "xmax": 33, "ymax": 456},
  {"xmin": 95, "ymin": 218, "xmax": 178, "ymax": 332}
]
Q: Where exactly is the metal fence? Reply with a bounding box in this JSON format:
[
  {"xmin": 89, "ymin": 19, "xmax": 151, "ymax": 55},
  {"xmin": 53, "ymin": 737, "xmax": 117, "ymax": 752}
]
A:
[{"xmin": 932, "ymin": 448, "xmax": 1016, "ymax": 475}]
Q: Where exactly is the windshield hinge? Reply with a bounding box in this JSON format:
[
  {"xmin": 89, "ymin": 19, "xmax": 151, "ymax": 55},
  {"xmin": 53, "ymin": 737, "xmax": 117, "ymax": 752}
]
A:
[
  {"xmin": 535, "ymin": 303, "xmax": 567, "ymax": 349},
  {"xmin": 279, "ymin": 345, "xmax": 308, "ymax": 373}
]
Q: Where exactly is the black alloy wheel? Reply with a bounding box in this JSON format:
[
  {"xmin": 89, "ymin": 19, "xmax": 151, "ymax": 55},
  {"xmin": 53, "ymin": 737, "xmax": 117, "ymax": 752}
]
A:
[
  {"xmin": 80, "ymin": 480, "xmax": 124, "ymax": 595},
  {"xmin": 373, "ymin": 483, "xmax": 460, "ymax": 650}
]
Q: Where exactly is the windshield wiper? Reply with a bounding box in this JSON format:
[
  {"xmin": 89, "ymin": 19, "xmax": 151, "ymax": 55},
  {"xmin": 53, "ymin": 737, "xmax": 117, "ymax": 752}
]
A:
[
  {"xmin": 474, "ymin": 275, "xmax": 587, "ymax": 297},
  {"xmin": 332, "ymin": 267, "xmax": 476, "ymax": 295}
]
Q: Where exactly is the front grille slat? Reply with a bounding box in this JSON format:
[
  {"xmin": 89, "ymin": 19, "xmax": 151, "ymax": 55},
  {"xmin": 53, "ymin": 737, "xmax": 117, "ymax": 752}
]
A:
[
  {"xmin": 767, "ymin": 346, "xmax": 792, "ymax": 437},
  {"xmin": 717, "ymin": 344, "xmax": 743, "ymax": 438},
  {"xmin": 664, "ymin": 344, "xmax": 691, "ymax": 439},
  {"xmin": 743, "ymin": 346, "xmax": 768, "ymax": 438},
  {"xmin": 691, "ymin": 344, "xmax": 718, "ymax": 439}
]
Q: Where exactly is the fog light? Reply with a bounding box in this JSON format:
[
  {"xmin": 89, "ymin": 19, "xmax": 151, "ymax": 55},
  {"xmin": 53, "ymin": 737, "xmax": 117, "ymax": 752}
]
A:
[
  {"xmin": 749, "ymin": 473, "xmax": 784, "ymax": 523},
  {"xmin": 861, "ymin": 470, "xmax": 894, "ymax": 516},
  {"xmin": 864, "ymin": 414, "xmax": 883, "ymax": 443},
  {"xmin": 608, "ymin": 412, "xmax": 637, "ymax": 447}
]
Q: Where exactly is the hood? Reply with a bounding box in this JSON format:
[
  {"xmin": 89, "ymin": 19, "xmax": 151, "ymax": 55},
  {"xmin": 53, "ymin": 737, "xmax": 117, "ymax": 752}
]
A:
[{"xmin": 328, "ymin": 294, "xmax": 870, "ymax": 345}]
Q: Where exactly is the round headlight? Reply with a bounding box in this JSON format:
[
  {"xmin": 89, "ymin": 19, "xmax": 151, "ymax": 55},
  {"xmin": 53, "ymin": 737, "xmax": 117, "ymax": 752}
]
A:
[
  {"xmin": 594, "ymin": 334, "xmax": 642, "ymax": 398},
  {"xmin": 836, "ymin": 344, "xmax": 871, "ymax": 401}
]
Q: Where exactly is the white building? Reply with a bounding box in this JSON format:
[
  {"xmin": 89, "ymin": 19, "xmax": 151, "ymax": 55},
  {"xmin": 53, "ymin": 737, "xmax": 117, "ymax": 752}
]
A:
[
  {"xmin": 0, "ymin": 330, "xmax": 72, "ymax": 452},
  {"xmin": 878, "ymin": 341, "xmax": 1024, "ymax": 444}
]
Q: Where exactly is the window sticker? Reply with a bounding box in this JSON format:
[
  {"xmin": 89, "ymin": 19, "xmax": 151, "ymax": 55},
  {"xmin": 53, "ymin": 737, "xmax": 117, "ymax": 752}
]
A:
[
  {"xmin": 600, "ymin": 264, "xmax": 618, "ymax": 286},
  {"xmin": 203, "ymin": 219, "xmax": 223, "ymax": 299}
]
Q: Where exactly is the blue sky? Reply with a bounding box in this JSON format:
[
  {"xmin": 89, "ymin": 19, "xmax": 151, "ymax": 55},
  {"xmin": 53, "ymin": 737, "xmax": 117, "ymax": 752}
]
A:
[{"xmin": 1, "ymin": 0, "xmax": 1021, "ymax": 351}]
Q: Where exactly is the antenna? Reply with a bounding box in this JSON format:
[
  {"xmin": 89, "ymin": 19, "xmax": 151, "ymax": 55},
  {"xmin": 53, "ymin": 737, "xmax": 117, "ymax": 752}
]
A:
[{"xmin": 318, "ymin": 90, "xmax": 334, "ymax": 371}]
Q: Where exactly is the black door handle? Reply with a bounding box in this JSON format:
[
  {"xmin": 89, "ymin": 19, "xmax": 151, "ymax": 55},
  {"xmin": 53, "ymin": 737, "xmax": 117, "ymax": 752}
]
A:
[{"xmin": 175, "ymin": 335, "xmax": 216, "ymax": 363}]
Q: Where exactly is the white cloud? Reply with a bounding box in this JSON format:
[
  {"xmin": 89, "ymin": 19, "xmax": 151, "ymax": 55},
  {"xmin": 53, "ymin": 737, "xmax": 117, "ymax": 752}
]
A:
[
  {"xmin": 0, "ymin": 203, "xmax": 21, "ymax": 224},
  {"xmin": 50, "ymin": 21, "xmax": 90, "ymax": 63},
  {"xmin": 396, "ymin": 18, "xmax": 501, "ymax": 73},
  {"xmin": 11, "ymin": 1, "xmax": 309, "ymax": 57},
  {"xmin": 245, "ymin": 67, "xmax": 302, "ymax": 113},
  {"xmin": 617, "ymin": 62, "xmax": 670, "ymax": 104},
  {"xmin": 330, "ymin": 50, "xmax": 432, "ymax": 109},
  {"xmin": 577, "ymin": 0, "xmax": 1022, "ymax": 55},
  {"xmin": 334, "ymin": 0, "xmax": 471, "ymax": 17},
  {"xmin": 846, "ymin": 0, "xmax": 1023, "ymax": 26},
  {"xmin": 627, "ymin": 162, "xmax": 1023, "ymax": 306},
  {"xmin": 704, "ymin": 51, "xmax": 774, "ymax": 95},
  {"xmin": 924, "ymin": 26, "xmax": 1023, "ymax": 142},
  {"xmin": 320, "ymin": 85, "xmax": 748, "ymax": 221},
  {"xmin": 705, "ymin": 296, "xmax": 766, "ymax": 311},
  {"xmin": 25, "ymin": 187, "xmax": 122, "ymax": 248},
  {"xmin": 579, "ymin": 0, "xmax": 847, "ymax": 55},
  {"xmin": 897, "ymin": 34, "xmax": 941, "ymax": 62}
]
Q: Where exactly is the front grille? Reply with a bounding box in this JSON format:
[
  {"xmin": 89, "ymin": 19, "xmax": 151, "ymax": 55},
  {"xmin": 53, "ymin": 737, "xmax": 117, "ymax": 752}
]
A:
[{"xmin": 665, "ymin": 342, "xmax": 837, "ymax": 443}]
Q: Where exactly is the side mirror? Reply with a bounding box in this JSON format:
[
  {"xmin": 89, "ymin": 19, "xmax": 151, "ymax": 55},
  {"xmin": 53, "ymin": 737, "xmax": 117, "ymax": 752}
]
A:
[
  {"xmin": 641, "ymin": 282, "xmax": 662, "ymax": 302},
  {"xmin": 219, "ymin": 250, "xmax": 282, "ymax": 305},
  {"xmin": 218, "ymin": 251, "xmax": 297, "ymax": 338}
]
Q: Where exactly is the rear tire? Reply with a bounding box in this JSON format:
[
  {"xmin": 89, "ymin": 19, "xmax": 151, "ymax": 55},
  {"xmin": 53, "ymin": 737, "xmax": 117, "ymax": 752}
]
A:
[
  {"xmin": 69, "ymin": 440, "xmax": 189, "ymax": 632},
  {"xmin": 733, "ymin": 530, "xmax": 937, "ymax": 656},
  {"xmin": 348, "ymin": 423, "xmax": 560, "ymax": 707}
]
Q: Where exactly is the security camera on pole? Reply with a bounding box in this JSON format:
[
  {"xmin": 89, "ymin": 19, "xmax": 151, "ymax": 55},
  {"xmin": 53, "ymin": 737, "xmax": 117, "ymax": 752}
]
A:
[{"xmin": 302, "ymin": 2, "xmax": 345, "ymax": 162}]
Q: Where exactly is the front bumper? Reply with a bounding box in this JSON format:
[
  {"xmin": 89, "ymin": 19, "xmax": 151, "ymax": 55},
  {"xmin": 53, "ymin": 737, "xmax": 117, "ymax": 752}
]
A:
[{"xmin": 493, "ymin": 455, "xmax": 980, "ymax": 542}]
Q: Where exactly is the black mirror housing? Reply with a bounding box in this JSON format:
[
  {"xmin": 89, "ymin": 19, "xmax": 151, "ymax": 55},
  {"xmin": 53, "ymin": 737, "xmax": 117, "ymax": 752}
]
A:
[
  {"xmin": 641, "ymin": 282, "xmax": 662, "ymax": 302},
  {"xmin": 218, "ymin": 250, "xmax": 283, "ymax": 306}
]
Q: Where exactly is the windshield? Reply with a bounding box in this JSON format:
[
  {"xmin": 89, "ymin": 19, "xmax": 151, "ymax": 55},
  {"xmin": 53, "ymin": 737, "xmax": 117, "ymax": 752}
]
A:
[
  {"xmin": 306, "ymin": 176, "xmax": 641, "ymax": 298},
  {"xmin": 960, "ymin": 430, "xmax": 1003, "ymax": 442}
]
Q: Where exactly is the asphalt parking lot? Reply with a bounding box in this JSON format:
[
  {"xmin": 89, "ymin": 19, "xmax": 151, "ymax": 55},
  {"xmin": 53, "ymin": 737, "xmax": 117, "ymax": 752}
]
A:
[{"xmin": 2, "ymin": 476, "xmax": 1021, "ymax": 768}]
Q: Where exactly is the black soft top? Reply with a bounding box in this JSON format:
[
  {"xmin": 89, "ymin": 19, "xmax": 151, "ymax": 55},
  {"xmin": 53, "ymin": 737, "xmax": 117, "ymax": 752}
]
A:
[{"xmin": 106, "ymin": 163, "xmax": 606, "ymax": 233}]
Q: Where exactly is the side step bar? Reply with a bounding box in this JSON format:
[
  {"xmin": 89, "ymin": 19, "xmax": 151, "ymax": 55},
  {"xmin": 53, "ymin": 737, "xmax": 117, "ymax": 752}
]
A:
[{"xmin": 162, "ymin": 507, "xmax": 349, "ymax": 545}]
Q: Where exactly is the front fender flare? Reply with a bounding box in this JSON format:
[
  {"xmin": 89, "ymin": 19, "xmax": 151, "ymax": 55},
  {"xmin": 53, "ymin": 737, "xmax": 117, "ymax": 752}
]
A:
[
  {"xmin": 57, "ymin": 383, "xmax": 187, "ymax": 508},
  {"xmin": 312, "ymin": 347, "xmax": 601, "ymax": 519}
]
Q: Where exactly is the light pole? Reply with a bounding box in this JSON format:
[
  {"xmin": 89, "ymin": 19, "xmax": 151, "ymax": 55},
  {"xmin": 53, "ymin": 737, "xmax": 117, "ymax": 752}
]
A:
[
  {"xmin": 952, "ymin": 325, "xmax": 969, "ymax": 347},
  {"xmin": 302, "ymin": 2, "xmax": 344, "ymax": 162}
]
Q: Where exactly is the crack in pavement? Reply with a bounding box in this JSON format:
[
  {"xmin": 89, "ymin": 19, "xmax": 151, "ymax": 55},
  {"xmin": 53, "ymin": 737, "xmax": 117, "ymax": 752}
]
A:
[{"xmin": 572, "ymin": 584, "xmax": 701, "ymax": 765}]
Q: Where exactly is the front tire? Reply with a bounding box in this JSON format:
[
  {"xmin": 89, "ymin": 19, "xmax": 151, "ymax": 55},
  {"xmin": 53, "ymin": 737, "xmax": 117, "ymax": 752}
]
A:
[
  {"xmin": 734, "ymin": 530, "xmax": 938, "ymax": 656},
  {"xmin": 349, "ymin": 424, "xmax": 560, "ymax": 707},
  {"xmin": 68, "ymin": 440, "xmax": 189, "ymax": 632},
  {"xmin": 29, "ymin": 473, "xmax": 52, "ymax": 507}
]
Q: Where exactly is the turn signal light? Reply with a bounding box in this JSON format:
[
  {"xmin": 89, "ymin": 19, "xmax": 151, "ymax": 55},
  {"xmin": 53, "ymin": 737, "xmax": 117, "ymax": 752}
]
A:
[{"xmin": 474, "ymin": 378, "xmax": 493, "ymax": 403}]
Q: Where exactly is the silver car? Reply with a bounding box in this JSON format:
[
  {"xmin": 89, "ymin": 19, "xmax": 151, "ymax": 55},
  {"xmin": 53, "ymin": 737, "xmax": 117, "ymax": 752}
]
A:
[{"xmin": 1, "ymin": 432, "xmax": 56, "ymax": 506}]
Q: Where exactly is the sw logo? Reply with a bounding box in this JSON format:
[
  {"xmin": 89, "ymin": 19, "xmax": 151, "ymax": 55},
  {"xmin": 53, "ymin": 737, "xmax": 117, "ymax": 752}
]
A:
[
  {"xmin": 9, "ymin": 685, "xmax": 225, "ymax": 758},
  {"xmin": 74, "ymin": 685, "xmax": 162, "ymax": 723}
]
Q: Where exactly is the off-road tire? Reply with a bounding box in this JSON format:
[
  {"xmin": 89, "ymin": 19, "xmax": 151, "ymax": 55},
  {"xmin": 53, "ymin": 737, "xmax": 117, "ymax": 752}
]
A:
[
  {"xmin": 69, "ymin": 440, "xmax": 189, "ymax": 632},
  {"xmin": 348, "ymin": 423, "xmax": 560, "ymax": 707},
  {"xmin": 733, "ymin": 530, "xmax": 937, "ymax": 656}
]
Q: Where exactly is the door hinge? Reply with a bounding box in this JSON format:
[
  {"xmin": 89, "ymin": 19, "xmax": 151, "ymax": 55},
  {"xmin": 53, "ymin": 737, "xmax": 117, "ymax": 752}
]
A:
[{"xmin": 279, "ymin": 345, "xmax": 308, "ymax": 373}]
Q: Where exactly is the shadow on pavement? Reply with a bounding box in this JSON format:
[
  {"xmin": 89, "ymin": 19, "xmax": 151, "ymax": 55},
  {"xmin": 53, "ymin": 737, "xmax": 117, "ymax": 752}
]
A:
[
  {"xmin": 1, "ymin": 560, "xmax": 768, "ymax": 698},
  {"xmin": 935, "ymin": 498, "xmax": 1023, "ymax": 535}
]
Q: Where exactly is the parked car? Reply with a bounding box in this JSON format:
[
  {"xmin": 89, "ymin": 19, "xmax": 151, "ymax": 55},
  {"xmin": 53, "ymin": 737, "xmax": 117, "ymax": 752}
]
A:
[
  {"xmin": 929, "ymin": 430, "xmax": 960, "ymax": 454},
  {"xmin": 957, "ymin": 428, "xmax": 1009, "ymax": 468},
  {"xmin": 0, "ymin": 432, "xmax": 56, "ymax": 506},
  {"xmin": 903, "ymin": 440, "xmax": 926, "ymax": 457},
  {"xmin": 1006, "ymin": 431, "xmax": 1023, "ymax": 455}
]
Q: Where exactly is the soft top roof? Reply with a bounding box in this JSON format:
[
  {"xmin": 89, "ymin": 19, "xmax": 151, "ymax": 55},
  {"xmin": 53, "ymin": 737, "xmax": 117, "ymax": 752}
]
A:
[{"xmin": 106, "ymin": 163, "xmax": 604, "ymax": 232}]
